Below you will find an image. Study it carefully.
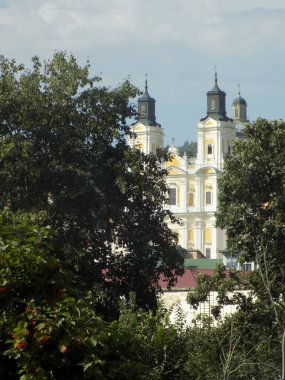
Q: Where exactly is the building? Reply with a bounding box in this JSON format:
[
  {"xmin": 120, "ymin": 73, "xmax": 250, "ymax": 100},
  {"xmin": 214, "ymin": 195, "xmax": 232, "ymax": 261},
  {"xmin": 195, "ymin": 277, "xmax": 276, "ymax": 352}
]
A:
[{"xmin": 130, "ymin": 73, "xmax": 248, "ymax": 262}]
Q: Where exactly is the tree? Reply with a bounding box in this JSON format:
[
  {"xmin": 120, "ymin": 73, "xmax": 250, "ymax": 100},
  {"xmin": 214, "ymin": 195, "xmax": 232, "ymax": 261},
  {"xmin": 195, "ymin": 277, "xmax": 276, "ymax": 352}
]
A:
[
  {"xmin": 216, "ymin": 118, "xmax": 285, "ymax": 327},
  {"xmin": 0, "ymin": 210, "xmax": 102, "ymax": 379},
  {"xmin": 187, "ymin": 266, "xmax": 282, "ymax": 379},
  {"xmin": 0, "ymin": 210, "xmax": 190, "ymax": 379},
  {"xmin": 217, "ymin": 119, "xmax": 285, "ymax": 262},
  {"xmin": 178, "ymin": 140, "xmax": 197, "ymax": 157},
  {"xmin": 185, "ymin": 119, "xmax": 285, "ymax": 378},
  {"xmin": 0, "ymin": 52, "xmax": 183, "ymax": 313}
]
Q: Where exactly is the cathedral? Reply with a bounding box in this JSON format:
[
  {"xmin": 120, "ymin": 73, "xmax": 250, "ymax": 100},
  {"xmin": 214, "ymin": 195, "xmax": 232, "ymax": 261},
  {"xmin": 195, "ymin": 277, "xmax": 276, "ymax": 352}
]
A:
[{"xmin": 129, "ymin": 73, "xmax": 248, "ymax": 261}]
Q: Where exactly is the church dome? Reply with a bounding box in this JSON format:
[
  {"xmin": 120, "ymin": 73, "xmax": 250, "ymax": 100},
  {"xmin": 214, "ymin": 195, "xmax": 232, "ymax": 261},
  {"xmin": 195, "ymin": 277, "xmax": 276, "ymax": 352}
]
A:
[
  {"xmin": 201, "ymin": 70, "xmax": 231, "ymax": 122},
  {"xmin": 232, "ymin": 95, "xmax": 247, "ymax": 106},
  {"xmin": 137, "ymin": 78, "xmax": 159, "ymax": 127},
  {"xmin": 138, "ymin": 87, "xmax": 155, "ymax": 102}
]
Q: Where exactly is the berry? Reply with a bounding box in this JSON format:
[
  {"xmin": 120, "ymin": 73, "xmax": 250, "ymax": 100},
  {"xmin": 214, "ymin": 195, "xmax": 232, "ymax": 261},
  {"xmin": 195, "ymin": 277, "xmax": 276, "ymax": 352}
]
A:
[{"xmin": 14, "ymin": 341, "xmax": 27, "ymax": 350}]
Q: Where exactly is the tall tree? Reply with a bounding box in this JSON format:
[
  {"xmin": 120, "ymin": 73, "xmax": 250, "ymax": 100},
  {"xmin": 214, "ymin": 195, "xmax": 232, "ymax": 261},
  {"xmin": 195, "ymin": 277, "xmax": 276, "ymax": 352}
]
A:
[
  {"xmin": 217, "ymin": 119, "xmax": 285, "ymax": 263},
  {"xmin": 216, "ymin": 119, "xmax": 285, "ymax": 326},
  {"xmin": 186, "ymin": 119, "xmax": 285, "ymax": 378},
  {"xmin": 0, "ymin": 52, "xmax": 183, "ymax": 312}
]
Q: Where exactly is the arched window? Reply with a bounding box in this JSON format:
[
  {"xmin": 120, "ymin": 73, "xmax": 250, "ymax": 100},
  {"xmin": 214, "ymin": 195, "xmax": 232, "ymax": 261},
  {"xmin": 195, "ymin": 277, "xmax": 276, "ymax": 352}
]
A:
[
  {"xmin": 227, "ymin": 145, "xmax": 231, "ymax": 155},
  {"xmin": 205, "ymin": 191, "xmax": 212, "ymax": 205},
  {"xmin": 140, "ymin": 104, "xmax": 146, "ymax": 116},
  {"xmin": 168, "ymin": 188, "xmax": 177, "ymax": 205},
  {"xmin": 207, "ymin": 144, "xmax": 213, "ymax": 155},
  {"xmin": 210, "ymin": 98, "xmax": 216, "ymax": 110}
]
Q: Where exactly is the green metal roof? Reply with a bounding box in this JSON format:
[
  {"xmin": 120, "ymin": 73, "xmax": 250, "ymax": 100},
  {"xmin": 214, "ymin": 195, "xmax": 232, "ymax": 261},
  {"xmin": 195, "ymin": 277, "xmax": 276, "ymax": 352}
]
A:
[{"xmin": 184, "ymin": 258, "xmax": 223, "ymax": 270}]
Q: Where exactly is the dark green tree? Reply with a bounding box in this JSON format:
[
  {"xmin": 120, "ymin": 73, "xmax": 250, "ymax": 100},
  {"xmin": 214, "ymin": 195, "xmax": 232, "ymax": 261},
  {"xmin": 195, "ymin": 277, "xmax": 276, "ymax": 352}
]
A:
[
  {"xmin": 216, "ymin": 118, "xmax": 285, "ymax": 327},
  {"xmin": 217, "ymin": 119, "xmax": 285, "ymax": 262},
  {"xmin": 0, "ymin": 52, "xmax": 183, "ymax": 313},
  {"xmin": 0, "ymin": 211, "xmax": 190, "ymax": 379},
  {"xmin": 184, "ymin": 119, "xmax": 285, "ymax": 378}
]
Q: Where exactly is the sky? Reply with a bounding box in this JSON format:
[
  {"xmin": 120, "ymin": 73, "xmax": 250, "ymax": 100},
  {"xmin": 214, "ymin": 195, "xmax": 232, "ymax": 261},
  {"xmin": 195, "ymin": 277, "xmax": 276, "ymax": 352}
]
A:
[{"xmin": 0, "ymin": 0, "xmax": 285, "ymax": 145}]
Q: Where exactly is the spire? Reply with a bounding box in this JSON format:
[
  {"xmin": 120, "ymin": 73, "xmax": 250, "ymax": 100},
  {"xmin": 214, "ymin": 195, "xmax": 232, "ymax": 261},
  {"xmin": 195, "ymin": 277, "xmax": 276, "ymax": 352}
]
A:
[
  {"xmin": 145, "ymin": 73, "xmax": 148, "ymax": 92},
  {"xmin": 137, "ymin": 76, "xmax": 160, "ymax": 127},
  {"xmin": 238, "ymin": 83, "xmax": 241, "ymax": 97},
  {"xmin": 140, "ymin": 73, "xmax": 151, "ymax": 100},
  {"xmin": 215, "ymin": 65, "xmax": 217, "ymax": 84}
]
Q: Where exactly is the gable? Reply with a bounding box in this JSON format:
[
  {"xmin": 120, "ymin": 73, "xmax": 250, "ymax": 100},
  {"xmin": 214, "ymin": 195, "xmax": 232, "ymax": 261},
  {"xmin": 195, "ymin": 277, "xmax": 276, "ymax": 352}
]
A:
[
  {"xmin": 166, "ymin": 157, "xmax": 180, "ymax": 168},
  {"xmin": 133, "ymin": 124, "xmax": 145, "ymax": 132}
]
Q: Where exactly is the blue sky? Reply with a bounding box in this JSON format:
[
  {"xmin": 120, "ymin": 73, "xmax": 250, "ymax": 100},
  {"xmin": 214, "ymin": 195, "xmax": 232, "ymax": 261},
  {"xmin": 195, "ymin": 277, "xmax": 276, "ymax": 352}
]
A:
[{"xmin": 0, "ymin": 0, "xmax": 285, "ymax": 145}]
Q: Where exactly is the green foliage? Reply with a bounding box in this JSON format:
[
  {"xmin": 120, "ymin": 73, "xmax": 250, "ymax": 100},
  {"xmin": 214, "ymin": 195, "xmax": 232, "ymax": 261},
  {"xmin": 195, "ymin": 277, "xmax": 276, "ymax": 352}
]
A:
[
  {"xmin": 0, "ymin": 52, "xmax": 188, "ymax": 379},
  {"xmin": 216, "ymin": 118, "xmax": 285, "ymax": 326},
  {"xmin": 0, "ymin": 211, "xmax": 98, "ymax": 379},
  {"xmin": 0, "ymin": 211, "xmax": 189, "ymax": 379},
  {"xmin": 184, "ymin": 119, "xmax": 285, "ymax": 379},
  {"xmin": 178, "ymin": 140, "xmax": 197, "ymax": 157},
  {"xmin": 0, "ymin": 52, "xmax": 183, "ymax": 313},
  {"xmin": 217, "ymin": 119, "xmax": 285, "ymax": 264},
  {"xmin": 1, "ymin": 209, "xmax": 282, "ymax": 379}
]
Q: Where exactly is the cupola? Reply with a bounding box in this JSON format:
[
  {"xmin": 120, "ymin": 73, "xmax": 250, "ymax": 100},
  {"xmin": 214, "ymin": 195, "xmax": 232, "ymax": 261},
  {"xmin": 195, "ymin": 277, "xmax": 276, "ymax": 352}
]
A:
[
  {"xmin": 231, "ymin": 86, "xmax": 248, "ymax": 123},
  {"xmin": 137, "ymin": 78, "xmax": 160, "ymax": 126},
  {"xmin": 201, "ymin": 71, "xmax": 231, "ymax": 121}
]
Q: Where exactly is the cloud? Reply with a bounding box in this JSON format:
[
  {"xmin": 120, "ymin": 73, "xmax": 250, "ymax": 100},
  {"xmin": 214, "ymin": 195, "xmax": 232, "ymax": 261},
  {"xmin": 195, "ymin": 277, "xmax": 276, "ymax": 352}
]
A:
[
  {"xmin": 0, "ymin": 0, "xmax": 285, "ymax": 143},
  {"xmin": 0, "ymin": 0, "xmax": 285, "ymax": 57},
  {"xmin": 38, "ymin": 2, "xmax": 57, "ymax": 23}
]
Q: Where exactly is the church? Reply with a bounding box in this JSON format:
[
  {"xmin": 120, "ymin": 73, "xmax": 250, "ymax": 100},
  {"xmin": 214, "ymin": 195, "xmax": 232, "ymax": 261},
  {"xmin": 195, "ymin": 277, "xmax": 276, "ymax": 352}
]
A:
[{"xmin": 129, "ymin": 73, "xmax": 249, "ymax": 262}]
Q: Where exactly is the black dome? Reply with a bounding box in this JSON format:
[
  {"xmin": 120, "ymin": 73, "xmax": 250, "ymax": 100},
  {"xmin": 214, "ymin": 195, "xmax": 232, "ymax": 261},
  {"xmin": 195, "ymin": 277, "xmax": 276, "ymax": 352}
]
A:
[{"xmin": 232, "ymin": 95, "xmax": 247, "ymax": 106}]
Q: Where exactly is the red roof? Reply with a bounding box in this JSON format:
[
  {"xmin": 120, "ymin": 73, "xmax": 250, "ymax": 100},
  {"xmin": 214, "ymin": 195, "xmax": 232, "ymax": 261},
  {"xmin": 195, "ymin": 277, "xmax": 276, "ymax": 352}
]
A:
[{"xmin": 159, "ymin": 269, "xmax": 216, "ymax": 290}]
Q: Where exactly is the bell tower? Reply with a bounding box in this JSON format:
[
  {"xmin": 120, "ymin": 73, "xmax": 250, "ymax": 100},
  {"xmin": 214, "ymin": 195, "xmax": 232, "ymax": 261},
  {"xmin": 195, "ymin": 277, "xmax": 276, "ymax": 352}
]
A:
[
  {"xmin": 138, "ymin": 79, "xmax": 157, "ymax": 126},
  {"xmin": 198, "ymin": 71, "xmax": 235, "ymax": 170},
  {"xmin": 129, "ymin": 77, "xmax": 164, "ymax": 154},
  {"xmin": 205, "ymin": 70, "xmax": 230, "ymax": 121},
  {"xmin": 232, "ymin": 86, "xmax": 248, "ymax": 125}
]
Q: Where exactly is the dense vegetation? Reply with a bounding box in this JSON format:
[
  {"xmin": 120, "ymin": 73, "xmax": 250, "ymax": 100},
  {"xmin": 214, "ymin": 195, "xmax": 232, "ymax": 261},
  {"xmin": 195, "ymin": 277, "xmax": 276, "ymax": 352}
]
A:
[
  {"xmin": 0, "ymin": 52, "xmax": 284, "ymax": 379},
  {"xmin": 188, "ymin": 119, "xmax": 285, "ymax": 379},
  {"xmin": 0, "ymin": 52, "xmax": 184, "ymax": 314}
]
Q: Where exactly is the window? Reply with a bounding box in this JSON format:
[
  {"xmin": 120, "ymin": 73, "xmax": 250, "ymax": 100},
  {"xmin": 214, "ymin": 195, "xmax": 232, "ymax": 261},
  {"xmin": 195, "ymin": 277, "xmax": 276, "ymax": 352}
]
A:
[
  {"xmin": 168, "ymin": 188, "xmax": 176, "ymax": 205},
  {"xmin": 205, "ymin": 191, "xmax": 211, "ymax": 205},
  {"xmin": 206, "ymin": 248, "xmax": 211, "ymax": 258},
  {"xmin": 225, "ymin": 257, "xmax": 238, "ymax": 270},
  {"xmin": 210, "ymin": 98, "xmax": 216, "ymax": 110},
  {"xmin": 207, "ymin": 144, "xmax": 213, "ymax": 155},
  {"xmin": 140, "ymin": 104, "xmax": 146, "ymax": 116},
  {"xmin": 241, "ymin": 263, "xmax": 252, "ymax": 272},
  {"xmin": 227, "ymin": 145, "xmax": 231, "ymax": 155}
]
